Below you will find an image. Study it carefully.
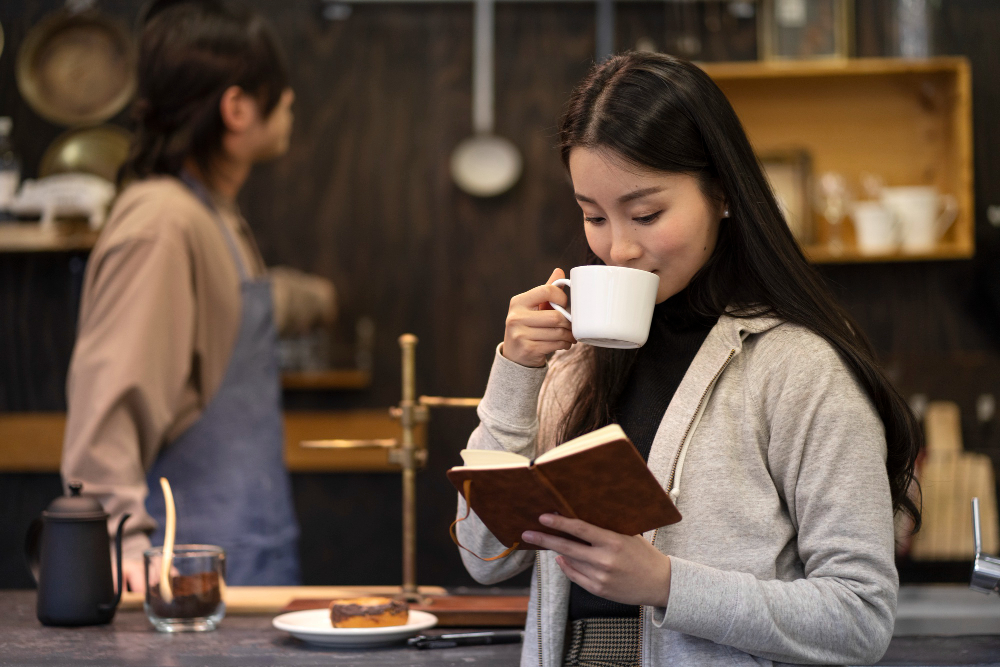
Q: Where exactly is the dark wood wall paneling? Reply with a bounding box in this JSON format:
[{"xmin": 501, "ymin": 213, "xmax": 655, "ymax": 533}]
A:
[{"xmin": 3, "ymin": 0, "xmax": 1000, "ymax": 589}]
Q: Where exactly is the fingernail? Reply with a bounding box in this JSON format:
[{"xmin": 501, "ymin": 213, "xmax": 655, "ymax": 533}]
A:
[
  {"xmin": 522, "ymin": 531, "xmax": 537, "ymax": 543},
  {"xmin": 539, "ymin": 514, "xmax": 554, "ymax": 526}
]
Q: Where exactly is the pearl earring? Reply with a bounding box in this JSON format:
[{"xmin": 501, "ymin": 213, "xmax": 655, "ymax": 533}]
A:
[{"xmin": 723, "ymin": 208, "xmax": 730, "ymax": 218}]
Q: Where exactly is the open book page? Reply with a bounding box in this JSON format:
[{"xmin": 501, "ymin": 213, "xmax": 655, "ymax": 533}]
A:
[
  {"xmin": 459, "ymin": 449, "xmax": 530, "ymax": 468},
  {"xmin": 457, "ymin": 423, "xmax": 629, "ymax": 469},
  {"xmin": 534, "ymin": 423, "xmax": 628, "ymax": 464}
]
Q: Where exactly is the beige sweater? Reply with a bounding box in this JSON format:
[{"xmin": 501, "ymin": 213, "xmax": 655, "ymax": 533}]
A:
[
  {"xmin": 457, "ymin": 315, "xmax": 898, "ymax": 666},
  {"xmin": 62, "ymin": 177, "xmax": 333, "ymax": 560}
]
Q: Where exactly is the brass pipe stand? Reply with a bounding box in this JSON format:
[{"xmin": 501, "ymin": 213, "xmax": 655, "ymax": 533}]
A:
[
  {"xmin": 390, "ymin": 336, "xmax": 481, "ymax": 602},
  {"xmin": 393, "ymin": 334, "xmax": 425, "ymax": 602},
  {"xmin": 300, "ymin": 334, "xmax": 481, "ymax": 603}
]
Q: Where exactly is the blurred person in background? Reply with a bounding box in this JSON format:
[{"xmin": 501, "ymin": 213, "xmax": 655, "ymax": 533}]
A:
[{"xmin": 61, "ymin": 0, "xmax": 335, "ymax": 591}]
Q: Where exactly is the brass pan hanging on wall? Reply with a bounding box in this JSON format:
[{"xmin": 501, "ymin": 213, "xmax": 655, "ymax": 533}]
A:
[
  {"xmin": 39, "ymin": 124, "xmax": 132, "ymax": 182},
  {"xmin": 16, "ymin": 8, "xmax": 136, "ymax": 127}
]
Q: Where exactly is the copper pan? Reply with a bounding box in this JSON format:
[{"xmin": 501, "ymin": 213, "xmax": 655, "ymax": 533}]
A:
[
  {"xmin": 16, "ymin": 8, "xmax": 136, "ymax": 127},
  {"xmin": 39, "ymin": 124, "xmax": 132, "ymax": 182}
]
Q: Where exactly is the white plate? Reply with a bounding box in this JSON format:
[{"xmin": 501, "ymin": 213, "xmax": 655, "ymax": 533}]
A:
[{"xmin": 272, "ymin": 609, "xmax": 438, "ymax": 647}]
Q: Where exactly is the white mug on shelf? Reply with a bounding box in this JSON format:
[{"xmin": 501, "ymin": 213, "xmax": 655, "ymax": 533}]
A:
[
  {"xmin": 851, "ymin": 201, "xmax": 899, "ymax": 254},
  {"xmin": 548, "ymin": 265, "xmax": 659, "ymax": 349},
  {"xmin": 880, "ymin": 186, "xmax": 958, "ymax": 253}
]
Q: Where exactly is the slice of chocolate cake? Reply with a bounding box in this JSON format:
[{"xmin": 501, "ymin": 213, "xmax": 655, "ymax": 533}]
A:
[{"xmin": 329, "ymin": 597, "xmax": 409, "ymax": 628}]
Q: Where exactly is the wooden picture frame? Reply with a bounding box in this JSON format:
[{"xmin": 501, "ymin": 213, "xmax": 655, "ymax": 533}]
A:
[
  {"xmin": 760, "ymin": 149, "xmax": 813, "ymax": 245},
  {"xmin": 759, "ymin": 0, "xmax": 853, "ymax": 61}
]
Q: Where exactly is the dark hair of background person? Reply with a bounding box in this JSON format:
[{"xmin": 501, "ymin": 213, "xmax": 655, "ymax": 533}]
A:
[
  {"xmin": 119, "ymin": 0, "xmax": 289, "ymax": 184},
  {"xmin": 556, "ymin": 51, "xmax": 921, "ymax": 532}
]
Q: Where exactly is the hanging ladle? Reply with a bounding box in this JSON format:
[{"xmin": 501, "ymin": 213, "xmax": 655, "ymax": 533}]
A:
[{"xmin": 450, "ymin": 0, "xmax": 522, "ymax": 197}]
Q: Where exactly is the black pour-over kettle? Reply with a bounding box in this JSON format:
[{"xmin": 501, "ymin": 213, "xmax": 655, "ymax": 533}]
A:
[{"xmin": 25, "ymin": 481, "xmax": 130, "ymax": 626}]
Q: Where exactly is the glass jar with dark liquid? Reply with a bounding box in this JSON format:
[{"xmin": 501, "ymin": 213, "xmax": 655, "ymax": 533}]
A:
[{"xmin": 144, "ymin": 545, "xmax": 225, "ymax": 631}]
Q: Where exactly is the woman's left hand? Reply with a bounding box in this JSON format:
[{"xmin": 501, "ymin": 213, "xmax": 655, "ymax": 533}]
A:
[{"xmin": 522, "ymin": 514, "xmax": 672, "ymax": 608}]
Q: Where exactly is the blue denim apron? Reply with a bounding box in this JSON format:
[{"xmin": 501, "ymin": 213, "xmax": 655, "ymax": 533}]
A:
[{"xmin": 144, "ymin": 175, "xmax": 300, "ymax": 585}]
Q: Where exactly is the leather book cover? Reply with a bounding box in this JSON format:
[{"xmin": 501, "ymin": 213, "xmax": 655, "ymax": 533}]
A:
[
  {"xmin": 533, "ymin": 438, "xmax": 681, "ymax": 537},
  {"xmin": 447, "ymin": 465, "xmax": 582, "ymax": 548},
  {"xmin": 447, "ymin": 430, "xmax": 681, "ymax": 549}
]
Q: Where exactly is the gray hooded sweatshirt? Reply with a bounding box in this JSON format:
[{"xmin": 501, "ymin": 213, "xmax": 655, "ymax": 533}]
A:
[{"xmin": 456, "ymin": 314, "xmax": 897, "ymax": 666}]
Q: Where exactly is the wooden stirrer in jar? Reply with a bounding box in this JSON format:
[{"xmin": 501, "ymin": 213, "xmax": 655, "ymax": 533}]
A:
[{"xmin": 159, "ymin": 477, "xmax": 176, "ymax": 603}]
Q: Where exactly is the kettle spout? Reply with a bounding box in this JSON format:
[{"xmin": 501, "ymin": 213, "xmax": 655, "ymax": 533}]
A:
[{"xmin": 98, "ymin": 513, "xmax": 131, "ymax": 614}]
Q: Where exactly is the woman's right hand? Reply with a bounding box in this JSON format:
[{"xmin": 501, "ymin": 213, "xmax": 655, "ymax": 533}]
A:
[{"xmin": 502, "ymin": 268, "xmax": 576, "ymax": 368}]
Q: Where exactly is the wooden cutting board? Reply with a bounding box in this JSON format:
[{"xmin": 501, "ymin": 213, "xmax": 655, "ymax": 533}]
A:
[
  {"xmin": 910, "ymin": 401, "xmax": 999, "ymax": 560},
  {"xmin": 119, "ymin": 585, "xmax": 447, "ymax": 614},
  {"xmin": 282, "ymin": 595, "xmax": 529, "ymax": 627}
]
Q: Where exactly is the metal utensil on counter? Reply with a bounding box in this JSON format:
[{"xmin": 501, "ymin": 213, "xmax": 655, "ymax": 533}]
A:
[
  {"xmin": 971, "ymin": 498, "xmax": 1000, "ymax": 595},
  {"xmin": 409, "ymin": 629, "xmax": 524, "ymax": 649},
  {"xmin": 16, "ymin": 3, "xmax": 137, "ymax": 126},
  {"xmin": 450, "ymin": 0, "xmax": 522, "ymax": 198},
  {"xmin": 40, "ymin": 124, "xmax": 132, "ymax": 182}
]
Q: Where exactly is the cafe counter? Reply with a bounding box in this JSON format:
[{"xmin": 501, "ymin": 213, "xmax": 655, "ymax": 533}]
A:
[
  {"xmin": 0, "ymin": 590, "xmax": 519, "ymax": 666},
  {"xmin": 2, "ymin": 589, "xmax": 1000, "ymax": 666}
]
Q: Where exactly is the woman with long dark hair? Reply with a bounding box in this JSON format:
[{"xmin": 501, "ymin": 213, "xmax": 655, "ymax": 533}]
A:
[
  {"xmin": 62, "ymin": 0, "xmax": 333, "ymax": 591},
  {"xmin": 456, "ymin": 52, "xmax": 920, "ymax": 666}
]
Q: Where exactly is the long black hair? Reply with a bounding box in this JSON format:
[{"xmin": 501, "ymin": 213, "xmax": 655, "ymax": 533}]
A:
[
  {"xmin": 557, "ymin": 51, "xmax": 921, "ymax": 530},
  {"xmin": 119, "ymin": 0, "xmax": 289, "ymax": 183}
]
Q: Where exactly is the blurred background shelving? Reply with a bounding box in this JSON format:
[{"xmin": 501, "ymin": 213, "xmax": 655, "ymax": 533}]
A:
[{"xmin": 3, "ymin": 0, "xmax": 1000, "ymax": 592}]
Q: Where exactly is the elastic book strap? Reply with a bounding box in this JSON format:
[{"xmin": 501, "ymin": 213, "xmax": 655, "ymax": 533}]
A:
[{"xmin": 450, "ymin": 479, "xmax": 520, "ymax": 561}]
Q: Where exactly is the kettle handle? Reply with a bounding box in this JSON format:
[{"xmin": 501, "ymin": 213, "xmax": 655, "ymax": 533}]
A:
[
  {"xmin": 98, "ymin": 513, "xmax": 131, "ymax": 613},
  {"xmin": 24, "ymin": 518, "xmax": 43, "ymax": 584}
]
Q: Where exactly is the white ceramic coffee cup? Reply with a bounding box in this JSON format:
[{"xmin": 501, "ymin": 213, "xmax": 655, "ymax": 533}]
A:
[
  {"xmin": 880, "ymin": 186, "xmax": 957, "ymax": 252},
  {"xmin": 547, "ymin": 265, "xmax": 660, "ymax": 349},
  {"xmin": 852, "ymin": 201, "xmax": 899, "ymax": 254}
]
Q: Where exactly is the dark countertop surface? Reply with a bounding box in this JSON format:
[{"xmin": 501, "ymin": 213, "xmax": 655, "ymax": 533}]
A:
[
  {"xmin": 2, "ymin": 589, "xmax": 1000, "ymax": 666},
  {"xmin": 0, "ymin": 590, "xmax": 520, "ymax": 667}
]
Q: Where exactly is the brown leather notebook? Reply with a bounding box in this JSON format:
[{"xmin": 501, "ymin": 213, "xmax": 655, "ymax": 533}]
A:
[{"xmin": 447, "ymin": 424, "xmax": 681, "ymax": 549}]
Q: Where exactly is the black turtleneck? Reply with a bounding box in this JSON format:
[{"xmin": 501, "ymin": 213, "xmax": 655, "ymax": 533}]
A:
[{"xmin": 568, "ymin": 288, "xmax": 717, "ymax": 620}]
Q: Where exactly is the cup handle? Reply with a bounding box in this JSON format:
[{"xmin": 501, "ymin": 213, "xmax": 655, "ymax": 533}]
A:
[
  {"xmin": 548, "ymin": 278, "xmax": 571, "ymax": 322},
  {"xmin": 936, "ymin": 195, "xmax": 959, "ymax": 240}
]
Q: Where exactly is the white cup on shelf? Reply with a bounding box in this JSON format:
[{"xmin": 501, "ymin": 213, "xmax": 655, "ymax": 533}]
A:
[
  {"xmin": 547, "ymin": 265, "xmax": 659, "ymax": 349},
  {"xmin": 851, "ymin": 201, "xmax": 899, "ymax": 254},
  {"xmin": 880, "ymin": 186, "xmax": 958, "ymax": 253}
]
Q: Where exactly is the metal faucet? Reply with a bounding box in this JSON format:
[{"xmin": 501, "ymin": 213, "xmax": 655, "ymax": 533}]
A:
[{"xmin": 971, "ymin": 497, "xmax": 1000, "ymax": 595}]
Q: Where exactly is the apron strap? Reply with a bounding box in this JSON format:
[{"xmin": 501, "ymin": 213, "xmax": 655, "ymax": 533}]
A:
[
  {"xmin": 179, "ymin": 170, "xmax": 250, "ymax": 281},
  {"xmin": 450, "ymin": 479, "xmax": 520, "ymax": 561}
]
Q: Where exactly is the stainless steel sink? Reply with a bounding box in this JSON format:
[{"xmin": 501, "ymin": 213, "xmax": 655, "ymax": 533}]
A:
[{"xmin": 893, "ymin": 498, "xmax": 1000, "ymax": 637}]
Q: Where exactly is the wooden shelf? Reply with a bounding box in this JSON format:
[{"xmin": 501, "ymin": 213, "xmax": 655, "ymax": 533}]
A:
[
  {"xmin": 0, "ymin": 410, "xmax": 422, "ymax": 473},
  {"xmin": 700, "ymin": 57, "xmax": 975, "ymax": 263},
  {"xmin": 802, "ymin": 241, "xmax": 974, "ymax": 264},
  {"xmin": 284, "ymin": 409, "xmax": 425, "ymax": 472},
  {"xmin": 0, "ymin": 222, "xmax": 99, "ymax": 252},
  {"xmin": 700, "ymin": 56, "xmax": 971, "ymax": 80},
  {"xmin": 281, "ymin": 369, "xmax": 371, "ymax": 390}
]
